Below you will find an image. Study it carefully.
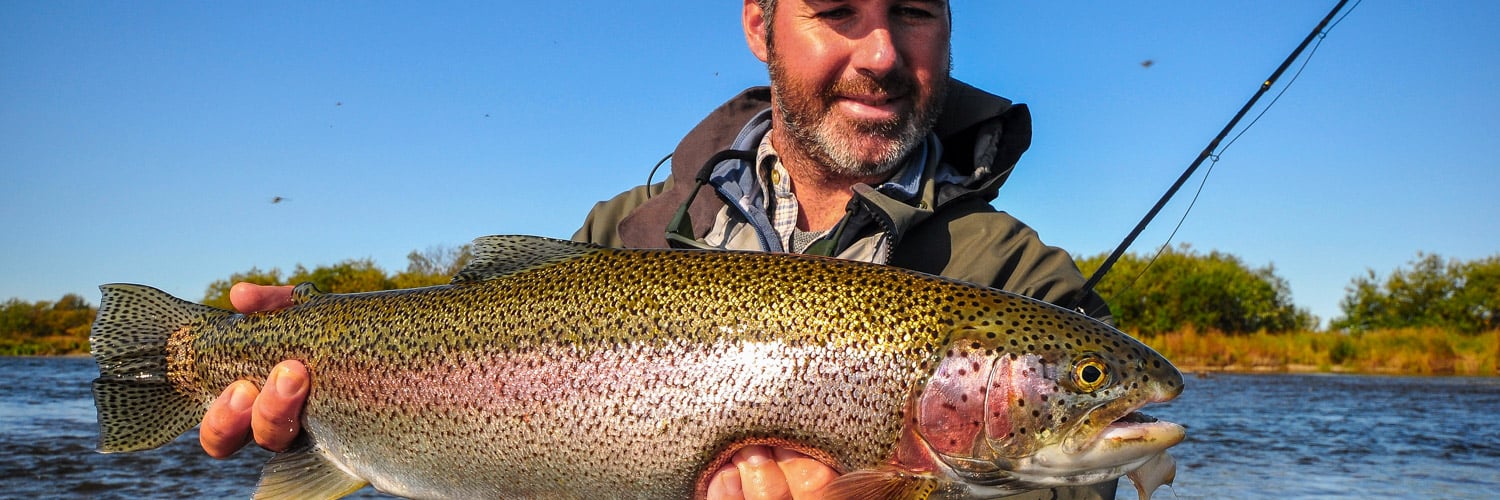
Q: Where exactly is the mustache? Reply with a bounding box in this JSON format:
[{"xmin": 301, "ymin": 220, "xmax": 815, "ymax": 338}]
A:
[{"xmin": 826, "ymin": 72, "xmax": 916, "ymax": 101}]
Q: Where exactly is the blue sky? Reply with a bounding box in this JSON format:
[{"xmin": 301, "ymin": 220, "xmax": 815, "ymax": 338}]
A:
[{"xmin": 3, "ymin": 1, "xmax": 1496, "ymax": 327}]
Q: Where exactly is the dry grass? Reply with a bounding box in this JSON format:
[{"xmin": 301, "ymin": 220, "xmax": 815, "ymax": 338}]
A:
[{"xmin": 1135, "ymin": 327, "xmax": 1499, "ymax": 376}]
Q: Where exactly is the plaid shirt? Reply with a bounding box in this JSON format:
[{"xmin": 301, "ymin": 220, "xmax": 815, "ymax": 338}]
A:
[
  {"xmin": 754, "ymin": 132, "xmax": 924, "ymax": 253},
  {"xmin": 755, "ymin": 133, "xmax": 802, "ymax": 252}
]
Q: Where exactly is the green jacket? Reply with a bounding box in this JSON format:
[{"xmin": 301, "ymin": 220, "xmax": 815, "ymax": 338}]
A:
[{"xmin": 573, "ymin": 81, "xmax": 1109, "ymax": 320}]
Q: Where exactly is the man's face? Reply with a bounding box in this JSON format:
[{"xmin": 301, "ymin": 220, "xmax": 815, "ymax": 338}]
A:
[{"xmin": 751, "ymin": 0, "xmax": 951, "ymax": 178}]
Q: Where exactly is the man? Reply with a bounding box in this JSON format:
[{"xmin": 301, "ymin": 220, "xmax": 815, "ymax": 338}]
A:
[{"xmin": 202, "ymin": 1, "xmax": 1114, "ymax": 498}]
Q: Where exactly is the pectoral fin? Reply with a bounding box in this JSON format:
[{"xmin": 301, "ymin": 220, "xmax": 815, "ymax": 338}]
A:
[
  {"xmin": 254, "ymin": 444, "xmax": 368, "ymax": 500},
  {"xmin": 822, "ymin": 468, "xmax": 939, "ymax": 500},
  {"xmin": 1126, "ymin": 451, "xmax": 1176, "ymax": 500}
]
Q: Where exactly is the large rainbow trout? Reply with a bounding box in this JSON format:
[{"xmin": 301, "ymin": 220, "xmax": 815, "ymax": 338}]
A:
[{"xmin": 91, "ymin": 235, "xmax": 1184, "ymax": 499}]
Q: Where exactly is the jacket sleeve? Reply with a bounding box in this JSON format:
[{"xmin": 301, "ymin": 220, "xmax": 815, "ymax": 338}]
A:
[
  {"xmin": 571, "ymin": 181, "xmax": 669, "ymax": 247},
  {"xmin": 975, "ymin": 218, "xmax": 1114, "ymax": 324},
  {"xmin": 891, "ymin": 203, "xmax": 1114, "ymax": 324}
]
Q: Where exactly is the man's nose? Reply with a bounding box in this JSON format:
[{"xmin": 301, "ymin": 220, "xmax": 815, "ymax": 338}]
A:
[{"xmin": 851, "ymin": 26, "xmax": 899, "ymax": 78}]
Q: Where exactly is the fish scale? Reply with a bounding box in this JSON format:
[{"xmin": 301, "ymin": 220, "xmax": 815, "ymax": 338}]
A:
[{"xmin": 91, "ymin": 235, "xmax": 1184, "ymax": 499}]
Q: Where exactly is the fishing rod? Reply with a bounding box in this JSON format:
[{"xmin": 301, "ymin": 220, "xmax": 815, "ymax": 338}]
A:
[{"xmin": 1067, "ymin": 0, "xmax": 1352, "ymax": 310}]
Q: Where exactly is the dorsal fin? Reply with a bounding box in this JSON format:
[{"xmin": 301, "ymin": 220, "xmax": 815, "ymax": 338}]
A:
[
  {"xmin": 451, "ymin": 235, "xmax": 601, "ymax": 284},
  {"xmin": 290, "ymin": 282, "xmax": 327, "ymax": 305}
]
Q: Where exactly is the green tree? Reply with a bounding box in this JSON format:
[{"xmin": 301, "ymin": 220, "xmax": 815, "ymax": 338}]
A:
[
  {"xmin": 1077, "ymin": 245, "xmax": 1315, "ymax": 335},
  {"xmin": 1453, "ymin": 255, "xmax": 1500, "ymax": 332},
  {"xmin": 1333, "ymin": 253, "xmax": 1500, "ymax": 333},
  {"xmin": 44, "ymin": 293, "xmax": 96, "ymax": 338},
  {"xmin": 0, "ymin": 298, "xmax": 32, "ymax": 337},
  {"xmin": 0, "ymin": 294, "xmax": 97, "ymax": 355},
  {"xmin": 287, "ymin": 258, "xmax": 393, "ymax": 294},
  {"xmin": 392, "ymin": 244, "xmax": 472, "ymax": 289},
  {"xmin": 199, "ymin": 245, "xmax": 475, "ymax": 307},
  {"xmin": 3, "ymin": 242, "xmax": 478, "ymax": 355}
]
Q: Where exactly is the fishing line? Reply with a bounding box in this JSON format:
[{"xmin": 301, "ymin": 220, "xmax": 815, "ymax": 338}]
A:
[
  {"xmin": 643, "ymin": 152, "xmax": 674, "ymax": 200},
  {"xmin": 1105, "ymin": 0, "xmax": 1361, "ymax": 302},
  {"xmin": 1068, "ymin": 0, "xmax": 1358, "ymax": 310}
]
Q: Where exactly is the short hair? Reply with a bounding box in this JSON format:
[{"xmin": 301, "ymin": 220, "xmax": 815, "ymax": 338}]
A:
[
  {"xmin": 758, "ymin": 0, "xmax": 777, "ymax": 43},
  {"xmin": 758, "ymin": 0, "xmax": 776, "ymax": 17}
]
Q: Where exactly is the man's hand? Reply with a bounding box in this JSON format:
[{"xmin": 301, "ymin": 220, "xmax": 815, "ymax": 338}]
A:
[
  {"xmin": 706, "ymin": 446, "xmax": 838, "ymax": 500},
  {"xmin": 197, "ymin": 285, "xmax": 839, "ymax": 500},
  {"xmin": 199, "ymin": 283, "xmax": 308, "ymax": 458}
]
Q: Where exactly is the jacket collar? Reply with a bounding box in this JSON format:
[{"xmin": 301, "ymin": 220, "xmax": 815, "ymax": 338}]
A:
[{"xmin": 617, "ymin": 80, "xmax": 1030, "ymax": 248}]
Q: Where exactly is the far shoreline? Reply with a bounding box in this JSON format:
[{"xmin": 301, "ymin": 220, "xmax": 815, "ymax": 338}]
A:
[{"xmin": 1178, "ymin": 363, "xmax": 1498, "ymax": 377}]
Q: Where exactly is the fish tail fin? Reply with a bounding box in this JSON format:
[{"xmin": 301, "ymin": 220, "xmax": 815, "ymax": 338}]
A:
[{"xmin": 90, "ymin": 283, "xmax": 231, "ymax": 453}]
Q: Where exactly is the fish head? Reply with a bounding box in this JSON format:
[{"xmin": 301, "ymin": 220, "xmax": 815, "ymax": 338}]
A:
[{"xmin": 907, "ymin": 298, "xmax": 1184, "ymax": 493}]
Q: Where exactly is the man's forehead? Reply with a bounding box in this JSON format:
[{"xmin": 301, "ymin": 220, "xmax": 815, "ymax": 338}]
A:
[{"xmin": 797, "ymin": 0, "xmax": 949, "ymax": 7}]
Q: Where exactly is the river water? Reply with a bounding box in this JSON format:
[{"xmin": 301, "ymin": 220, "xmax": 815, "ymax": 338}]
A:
[{"xmin": 2, "ymin": 356, "xmax": 1496, "ymax": 499}]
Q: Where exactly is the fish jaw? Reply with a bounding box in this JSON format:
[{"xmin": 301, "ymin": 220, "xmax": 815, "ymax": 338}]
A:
[{"xmin": 1008, "ymin": 414, "xmax": 1184, "ymax": 488}]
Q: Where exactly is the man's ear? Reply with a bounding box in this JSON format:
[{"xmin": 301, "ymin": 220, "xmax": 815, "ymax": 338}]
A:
[{"xmin": 743, "ymin": 0, "xmax": 770, "ymax": 63}]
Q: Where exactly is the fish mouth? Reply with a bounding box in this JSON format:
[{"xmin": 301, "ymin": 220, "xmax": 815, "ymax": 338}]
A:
[
  {"xmin": 1063, "ymin": 388, "xmax": 1181, "ymax": 450},
  {"xmin": 1009, "ymin": 408, "xmax": 1184, "ymax": 489},
  {"xmin": 1116, "ymin": 411, "xmax": 1160, "ymax": 424},
  {"xmin": 1069, "ymin": 377, "xmax": 1185, "ymax": 458},
  {"xmin": 1095, "ymin": 411, "xmax": 1184, "ymax": 454}
]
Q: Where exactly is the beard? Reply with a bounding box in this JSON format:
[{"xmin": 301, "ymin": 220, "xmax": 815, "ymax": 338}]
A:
[{"xmin": 767, "ymin": 50, "xmax": 949, "ymax": 178}]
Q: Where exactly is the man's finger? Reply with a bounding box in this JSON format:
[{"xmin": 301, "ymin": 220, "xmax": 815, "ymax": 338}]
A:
[
  {"xmin": 705, "ymin": 462, "xmax": 745, "ymax": 500},
  {"xmin": 773, "ymin": 448, "xmax": 837, "ymax": 499},
  {"xmin": 734, "ymin": 446, "xmax": 792, "ymax": 500},
  {"xmin": 250, "ymin": 360, "xmax": 309, "ymax": 452},
  {"xmin": 230, "ymin": 283, "xmax": 296, "ymax": 313},
  {"xmin": 200, "ymin": 380, "xmax": 256, "ymax": 458}
]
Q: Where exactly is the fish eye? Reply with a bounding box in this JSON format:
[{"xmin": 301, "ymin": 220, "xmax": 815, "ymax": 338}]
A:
[{"xmin": 1073, "ymin": 357, "xmax": 1109, "ymax": 392}]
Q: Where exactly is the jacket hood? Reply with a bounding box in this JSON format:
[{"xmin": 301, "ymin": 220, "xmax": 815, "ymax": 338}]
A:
[{"xmin": 616, "ymin": 79, "xmax": 1031, "ymax": 248}]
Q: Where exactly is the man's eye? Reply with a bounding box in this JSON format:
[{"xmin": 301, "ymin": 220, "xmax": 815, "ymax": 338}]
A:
[
  {"xmin": 894, "ymin": 6, "xmax": 937, "ymax": 19},
  {"xmin": 816, "ymin": 7, "xmax": 854, "ymax": 20}
]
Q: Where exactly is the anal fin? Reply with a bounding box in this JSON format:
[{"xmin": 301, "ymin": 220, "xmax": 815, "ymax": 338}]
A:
[
  {"xmin": 822, "ymin": 468, "xmax": 939, "ymax": 500},
  {"xmin": 254, "ymin": 444, "xmax": 368, "ymax": 500}
]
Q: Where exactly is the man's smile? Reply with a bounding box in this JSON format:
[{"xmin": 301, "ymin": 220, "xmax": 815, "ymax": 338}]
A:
[{"xmin": 833, "ymin": 92, "xmax": 907, "ymax": 123}]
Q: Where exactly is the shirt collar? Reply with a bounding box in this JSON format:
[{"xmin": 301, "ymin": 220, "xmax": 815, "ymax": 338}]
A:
[{"xmin": 714, "ymin": 109, "xmax": 934, "ymax": 204}]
